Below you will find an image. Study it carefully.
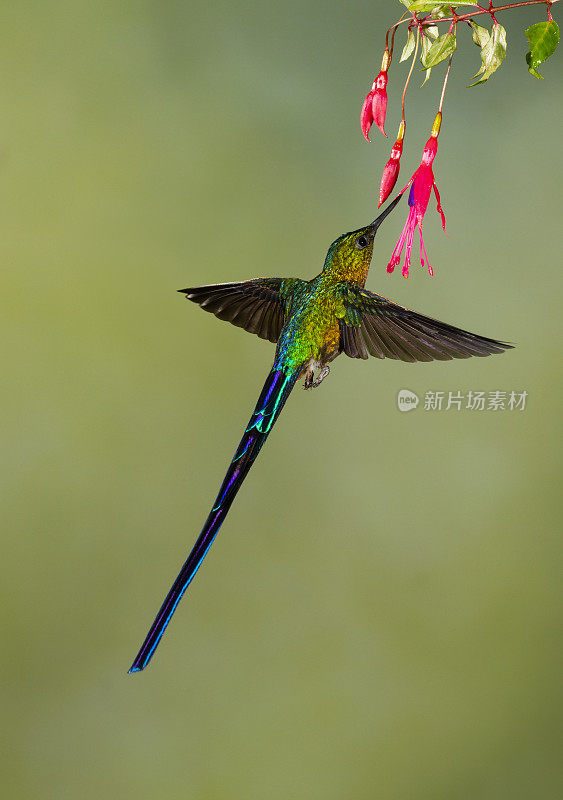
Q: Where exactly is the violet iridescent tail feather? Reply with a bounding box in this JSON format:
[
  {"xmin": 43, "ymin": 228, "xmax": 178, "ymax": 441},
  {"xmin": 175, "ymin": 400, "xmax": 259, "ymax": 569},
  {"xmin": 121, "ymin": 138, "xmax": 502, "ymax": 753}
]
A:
[{"xmin": 128, "ymin": 368, "xmax": 300, "ymax": 673}]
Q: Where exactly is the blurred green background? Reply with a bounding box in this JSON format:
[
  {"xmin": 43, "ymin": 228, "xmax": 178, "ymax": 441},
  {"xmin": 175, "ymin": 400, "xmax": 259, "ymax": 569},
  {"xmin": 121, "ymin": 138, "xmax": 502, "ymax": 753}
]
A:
[{"xmin": 1, "ymin": 2, "xmax": 562, "ymax": 798}]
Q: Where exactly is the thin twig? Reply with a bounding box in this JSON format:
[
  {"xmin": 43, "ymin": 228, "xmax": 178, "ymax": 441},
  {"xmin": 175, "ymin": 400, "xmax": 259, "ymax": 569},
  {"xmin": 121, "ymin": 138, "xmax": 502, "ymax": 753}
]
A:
[
  {"xmin": 424, "ymin": 0, "xmax": 559, "ymax": 26},
  {"xmin": 402, "ymin": 28, "xmax": 421, "ymax": 121},
  {"xmin": 438, "ymin": 55, "xmax": 454, "ymax": 113}
]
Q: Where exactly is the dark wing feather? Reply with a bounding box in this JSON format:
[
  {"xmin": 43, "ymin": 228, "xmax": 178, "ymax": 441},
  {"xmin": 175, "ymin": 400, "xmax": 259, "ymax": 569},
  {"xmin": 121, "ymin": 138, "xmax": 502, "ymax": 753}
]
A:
[
  {"xmin": 339, "ymin": 287, "xmax": 513, "ymax": 363},
  {"xmin": 180, "ymin": 278, "xmax": 297, "ymax": 343}
]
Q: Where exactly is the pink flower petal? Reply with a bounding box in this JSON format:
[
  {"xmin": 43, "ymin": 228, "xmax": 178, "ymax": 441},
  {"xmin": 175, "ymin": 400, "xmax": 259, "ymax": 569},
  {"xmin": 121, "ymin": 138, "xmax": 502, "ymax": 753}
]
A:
[
  {"xmin": 433, "ymin": 182, "xmax": 446, "ymax": 231},
  {"xmin": 360, "ymin": 92, "xmax": 374, "ymax": 142},
  {"xmin": 371, "ymin": 89, "xmax": 387, "ymax": 137},
  {"xmin": 378, "ymin": 158, "xmax": 400, "ymax": 207}
]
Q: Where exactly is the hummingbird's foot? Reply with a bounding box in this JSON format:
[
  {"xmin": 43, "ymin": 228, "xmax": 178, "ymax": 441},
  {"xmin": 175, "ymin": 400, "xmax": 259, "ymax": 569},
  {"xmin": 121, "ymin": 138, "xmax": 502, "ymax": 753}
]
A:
[
  {"xmin": 303, "ymin": 361, "xmax": 330, "ymax": 389},
  {"xmin": 312, "ymin": 365, "xmax": 330, "ymax": 388},
  {"xmin": 303, "ymin": 368, "xmax": 315, "ymax": 390}
]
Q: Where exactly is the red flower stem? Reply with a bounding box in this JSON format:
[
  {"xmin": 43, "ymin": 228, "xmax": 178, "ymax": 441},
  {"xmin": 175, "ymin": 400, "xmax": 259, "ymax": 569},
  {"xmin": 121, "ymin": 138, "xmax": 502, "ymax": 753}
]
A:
[
  {"xmin": 423, "ymin": 0, "xmax": 559, "ymax": 26},
  {"xmin": 386, "ymin": 12, "xmax": 409, "ymax": 52},
  {"xmin": 391, "ymin": 24, "xmax": 400, "ymax": 58},
  {"xmin": 386, "ymin": 13, "xmax": 416, "ymax": 44},
  {"xmin": 401, "ymin": 28, "xmax": 420, "ymax": 121},
  {"xmin": 438, "ymin": 55, "xmax": 453, "ymax": 114}
]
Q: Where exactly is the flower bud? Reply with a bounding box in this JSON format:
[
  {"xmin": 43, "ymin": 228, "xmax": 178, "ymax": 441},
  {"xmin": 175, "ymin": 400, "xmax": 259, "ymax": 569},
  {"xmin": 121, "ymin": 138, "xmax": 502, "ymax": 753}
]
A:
[
  {"xmin": 371, "ymin": 70, "xmax": 388, "ymax": 137},
  {"xmin": 378, "ymin": 121, "xmax": 405, "ymax": 207},
  {"xmin": 360, "ymin": 48, "xmax": 391, "ymax": 141}
]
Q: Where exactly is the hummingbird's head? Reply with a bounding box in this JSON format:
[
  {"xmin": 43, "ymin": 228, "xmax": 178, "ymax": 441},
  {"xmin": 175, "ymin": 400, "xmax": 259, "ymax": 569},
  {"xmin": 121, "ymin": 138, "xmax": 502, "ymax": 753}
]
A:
[{"xmin": 322, "ymin": 193, "xmax": 403, "ymax": 282}]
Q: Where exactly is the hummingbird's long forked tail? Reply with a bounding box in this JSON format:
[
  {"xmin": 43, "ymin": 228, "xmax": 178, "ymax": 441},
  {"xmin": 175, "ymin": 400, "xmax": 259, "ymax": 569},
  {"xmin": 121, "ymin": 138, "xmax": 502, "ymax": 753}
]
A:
[{"xmin": 128, "ymin": 367, "xmax": 300, "ymax": 673}]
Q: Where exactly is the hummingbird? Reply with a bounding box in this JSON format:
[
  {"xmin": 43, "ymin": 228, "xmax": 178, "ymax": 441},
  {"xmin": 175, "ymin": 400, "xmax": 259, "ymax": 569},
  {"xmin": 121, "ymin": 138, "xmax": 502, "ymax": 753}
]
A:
[{"xmin": 128, "ymin": 194, "xmax": 511, "ymax": 673}]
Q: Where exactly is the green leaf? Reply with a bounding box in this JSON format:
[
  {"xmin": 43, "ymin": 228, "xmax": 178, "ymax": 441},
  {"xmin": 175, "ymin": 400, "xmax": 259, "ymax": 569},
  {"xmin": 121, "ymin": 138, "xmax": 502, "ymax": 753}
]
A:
[
  {"xmin": 425, "ymin": 25, "xmax": 439, "ymax": 39},
  {"xmin": 420, "ymin": 31, "xmax": 456, "ymax": 68},
  {"xmin": 421, "ymin": 67, "xmax": 432, "ymax": 86},
  {"xmin": 430, "ymin": 5, "xmax": 451, "ymax": 18},
  {"xmin": 469, "ymin": 21, "xmax": 490, "ymax": 49},
  {"xmin": 468, "ymin": 23, "xmax": 507, "ymax": 86},
  {"xmin": 420, "ymin": 35, "xmax": 432, "ymax": 85},
  {"xmin": 525, "ymin": 20, "xmax": 560, "ymax": 78},
  {"xmin": 408, "ymin": 0, "xmax": 475, "ymax": 11},
  {"xmin": 408, "ymin": 1, "xmax": 449, "ymax": 12},
  {"xmin": 398, "ymin": 0, "xmax": 411, "ymax": 7},
  {"xmin": 400, "ymin": 30, "xmax": 416, "ymax": 62}
]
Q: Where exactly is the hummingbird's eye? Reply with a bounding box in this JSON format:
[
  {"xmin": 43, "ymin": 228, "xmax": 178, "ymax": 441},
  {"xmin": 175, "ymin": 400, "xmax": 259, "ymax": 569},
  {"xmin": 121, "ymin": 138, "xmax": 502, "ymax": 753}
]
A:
[{"xmin": 356, "ymin": 235, "xmax": 369, "ymax": 250}]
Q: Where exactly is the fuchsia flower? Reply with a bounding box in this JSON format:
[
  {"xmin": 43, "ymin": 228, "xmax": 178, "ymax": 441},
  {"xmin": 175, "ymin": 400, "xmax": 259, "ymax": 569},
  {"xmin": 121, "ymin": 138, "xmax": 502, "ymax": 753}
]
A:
[
  {"xmin": 378, "ymin": 120, "xmax": 405, "ymax": 207},
  {"xmin": 361, "ymin": 49, "xmax": 391, "ymax": 141},
  {"xmin": 387, "ymin": 112, "xmax": 446, "ymax": 278}
]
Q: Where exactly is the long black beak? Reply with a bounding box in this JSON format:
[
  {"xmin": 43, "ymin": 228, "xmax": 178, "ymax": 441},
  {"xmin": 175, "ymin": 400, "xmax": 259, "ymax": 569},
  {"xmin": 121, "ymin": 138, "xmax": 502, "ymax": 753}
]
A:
[{"xmin": 368, "ymin": 192, "xmax": 403, "ymax": 233}]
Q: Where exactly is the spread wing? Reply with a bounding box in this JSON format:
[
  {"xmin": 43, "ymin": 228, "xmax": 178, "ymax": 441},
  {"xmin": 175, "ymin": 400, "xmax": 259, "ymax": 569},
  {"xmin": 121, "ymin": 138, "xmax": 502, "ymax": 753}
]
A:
[
  {"xmin": 180, "ymin": 278, "xmax": 303, "ymax": 343},
  {"xmin": 338, "ymin": 286, "xmax": 513, "ymax": 363}
]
